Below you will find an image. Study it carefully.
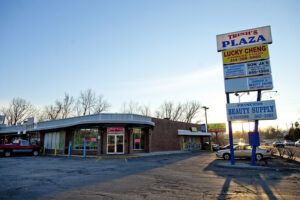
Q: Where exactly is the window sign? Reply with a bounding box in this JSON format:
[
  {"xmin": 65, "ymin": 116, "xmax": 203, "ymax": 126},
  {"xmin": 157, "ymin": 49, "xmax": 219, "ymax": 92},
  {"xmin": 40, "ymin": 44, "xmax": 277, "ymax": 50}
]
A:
[
  {"xmin": 133, "ymin": 128, "xmax": 144, "ymax": 150},
  {"xmin": 72, "ymin": 128, "xmax": 98, "ymax": 150}
]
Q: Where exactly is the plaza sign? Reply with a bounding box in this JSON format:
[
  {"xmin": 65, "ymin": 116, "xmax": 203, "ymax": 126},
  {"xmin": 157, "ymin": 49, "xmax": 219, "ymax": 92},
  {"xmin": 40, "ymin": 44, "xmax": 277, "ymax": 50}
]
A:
[
  {"xmin": 222, "ymin": 44, "xmax": 269, "ymax": 65},
  {"xmin": 226, "ymin": 100, "xmax": 277, "ymax": 121},
  {"xmin": 217, "ymin": 26, "xmax": 272, "ymax": 52},
  {"xmin": 225, "ymin": 75, "xmax": 273, "ymax": 93},
  {"xmin": 224, "ymin": 59, "xmax": 271, "ymax": 79}
]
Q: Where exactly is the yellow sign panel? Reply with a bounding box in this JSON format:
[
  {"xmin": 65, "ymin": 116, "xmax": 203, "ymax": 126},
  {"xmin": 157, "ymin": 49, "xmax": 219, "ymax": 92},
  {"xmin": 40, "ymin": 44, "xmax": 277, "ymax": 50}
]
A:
[
  {"xmin": 208, "ymin": 123, "xmax": 226, "ymax": 132},
  {"xmin": 222, "ymin": 44, "xmax": 269, "ymax": 65}
]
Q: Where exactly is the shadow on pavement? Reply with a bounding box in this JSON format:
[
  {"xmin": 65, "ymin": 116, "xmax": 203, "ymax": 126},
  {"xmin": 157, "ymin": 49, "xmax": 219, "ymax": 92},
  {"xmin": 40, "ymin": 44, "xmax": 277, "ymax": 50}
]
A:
[{"xmin": 204, "ymin": 159, "xmax": 300, "ymax": 200}]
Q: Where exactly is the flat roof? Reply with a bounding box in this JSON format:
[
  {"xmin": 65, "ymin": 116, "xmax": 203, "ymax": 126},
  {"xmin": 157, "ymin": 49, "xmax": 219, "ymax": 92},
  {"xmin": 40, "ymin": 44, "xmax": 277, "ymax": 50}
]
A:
[
  {"xmin": 178, "ymin": 129, "xmax": 211, "ymax": 136},
  {"xmin": 0, "ymin": 113, "xmax": 155, "ymax": 134}
]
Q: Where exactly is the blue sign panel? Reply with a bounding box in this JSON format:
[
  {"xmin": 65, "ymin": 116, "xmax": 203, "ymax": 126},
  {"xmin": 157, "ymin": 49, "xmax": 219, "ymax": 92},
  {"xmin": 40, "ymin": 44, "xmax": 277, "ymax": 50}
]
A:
[{"xmin": 248, "ymin": 131, "xmax": 260, "ymax": 146}]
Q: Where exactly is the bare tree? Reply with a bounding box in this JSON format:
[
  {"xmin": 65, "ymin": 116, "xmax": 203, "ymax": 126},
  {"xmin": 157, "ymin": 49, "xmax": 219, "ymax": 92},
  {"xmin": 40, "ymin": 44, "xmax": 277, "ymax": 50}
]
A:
[
  {"xmin": 61, "ymin": 93, "xmax": 74, "ymax": 118},
  {"xmin": 75, "ymin": 89, "xmax": 110, "ymax": 116},
  {"xmin": 160, "ymin": 101, "xmax": 173, "ymax": 119},
  {"xmin": 155, "ymin": 101, "xmax": 184, "ymax": 121},
  {"xmin": 154, "ymin": 110, "xmax": 162, "ymax": 118},
  {"xmin": 36, "ymin": 108, "xmax": 48, "ymax": 122},
  {"xmin": 139, "ymin": 104, "xmax": 151, "ymax": 116},
  {"xmin": 172, "ymin": 103, "xmax": 184, "ymax": 121},
  {"xmin": 44, "ymin": 100, "xmax": 63, "ymax": 120},
  {"xmin": 121, "ymin": 101, "xmax": 140, "ymax": 114},
  {"xmin": 76, "ymin": 89, "xmax": 96, "ymax": 116},
  {"xmin": 182, "ymin": 100, "xmax": 201, "ymax": 123},
  {"xmin": 94, "ymin": 95, "xmax": 110, "ymax": 114},
  {"xmin": 0, "ymin": 98, "xmax": 36, "ymax": 125}
]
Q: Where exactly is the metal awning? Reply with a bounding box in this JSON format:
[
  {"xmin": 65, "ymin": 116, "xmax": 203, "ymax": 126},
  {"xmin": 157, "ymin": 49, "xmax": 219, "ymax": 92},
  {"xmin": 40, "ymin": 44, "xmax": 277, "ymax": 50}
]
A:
[
  {"xmin": 178, "ymin": 129, "xmax": 211, "ymax": 136},
  {"xmin": 0, "ymin": 113, "xmax": 155, "ymax": 134}
]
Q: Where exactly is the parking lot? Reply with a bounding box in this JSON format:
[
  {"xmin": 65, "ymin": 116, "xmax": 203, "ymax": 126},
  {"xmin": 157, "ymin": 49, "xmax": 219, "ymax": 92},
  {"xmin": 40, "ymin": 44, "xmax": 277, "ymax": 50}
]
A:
[{"xmin": 1, "ymin": 152, "xmax": 300, "ymax": 200}]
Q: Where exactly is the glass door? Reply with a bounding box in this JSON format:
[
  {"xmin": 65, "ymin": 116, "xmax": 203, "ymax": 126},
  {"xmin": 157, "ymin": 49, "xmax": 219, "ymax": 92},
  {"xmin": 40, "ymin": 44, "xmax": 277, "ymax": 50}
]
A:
[
  {"xmin": 107, "ymin": 134, "xmax": 124, "ymax": 154},
  {"xmin": 107, "ymin": 135, "xmax": 115, "ymax": 153},
  {"xmin": 116, "ymin": 135, "xmax": 124, "ymax": 153}
]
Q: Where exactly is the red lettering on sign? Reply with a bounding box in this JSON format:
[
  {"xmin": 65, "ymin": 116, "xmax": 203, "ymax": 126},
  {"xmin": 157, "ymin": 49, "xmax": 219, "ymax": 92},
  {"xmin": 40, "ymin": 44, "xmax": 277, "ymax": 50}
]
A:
[
  {"xmin": 135, "ymin": 139, "xmax": 140, "ymax": 143},
  {"xmin": 107, "ymin": 127, "xmax": 125, "ymax": 133},
  {"xmin": 227, "ymin": 30, "xmax": 258, "ymax": 40}
]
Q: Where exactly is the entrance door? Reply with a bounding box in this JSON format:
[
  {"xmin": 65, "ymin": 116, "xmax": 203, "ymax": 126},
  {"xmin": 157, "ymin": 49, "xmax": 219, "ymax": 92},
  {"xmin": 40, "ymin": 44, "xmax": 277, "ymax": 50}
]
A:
[{"xmin": 107, "ymin": 134, "xmax": 124, "ymax": 154}]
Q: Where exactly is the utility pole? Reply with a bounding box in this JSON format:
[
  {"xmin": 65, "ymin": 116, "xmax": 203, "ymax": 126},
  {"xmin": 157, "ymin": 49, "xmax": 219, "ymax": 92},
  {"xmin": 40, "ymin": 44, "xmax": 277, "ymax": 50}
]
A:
[
  {"xmin": 202, "ymin": 106, "xmax": 210, "ymax": 151},
  {"xmin": 202, "ymin": 106, "xmax": 209, "ymax": 132}
]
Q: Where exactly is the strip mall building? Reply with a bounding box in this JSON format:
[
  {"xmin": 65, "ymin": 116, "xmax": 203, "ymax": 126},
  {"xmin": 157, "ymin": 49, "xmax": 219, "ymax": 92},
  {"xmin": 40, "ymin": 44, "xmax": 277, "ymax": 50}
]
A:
[{"xmin": 0, "ymin": 114, "xmax": 211, "ymax": 155}]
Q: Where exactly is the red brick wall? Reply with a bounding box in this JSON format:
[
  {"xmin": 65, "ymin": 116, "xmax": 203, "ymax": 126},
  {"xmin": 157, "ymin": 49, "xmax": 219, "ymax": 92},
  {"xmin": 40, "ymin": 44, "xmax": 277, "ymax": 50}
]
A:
[{"xmin": 151, "ymin": 118, "xmax": 204, "ymax": 152}]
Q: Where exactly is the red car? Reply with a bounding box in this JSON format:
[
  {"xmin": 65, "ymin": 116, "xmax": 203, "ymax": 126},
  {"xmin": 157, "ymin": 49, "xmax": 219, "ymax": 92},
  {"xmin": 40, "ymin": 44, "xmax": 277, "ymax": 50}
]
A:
[{"xmin": 0, "ymin": 140, "xmax": 41, "ymax": 157}]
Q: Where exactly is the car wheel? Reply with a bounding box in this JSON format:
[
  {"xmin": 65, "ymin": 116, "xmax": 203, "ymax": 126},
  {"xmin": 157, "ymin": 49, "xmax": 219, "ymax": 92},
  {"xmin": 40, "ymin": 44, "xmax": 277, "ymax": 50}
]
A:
[
  {"xmin": 4, "ymin": 151, "xmax": 11, "ymax": 157},
  {"xmin": 223, "ymin": 153, "xmax": 230, "ymax": 160},
  {"xmin": 33, "ymin": 150, "xmax": 39, "ymax": 156},
  {"xmin": 256, "ymin": 153, "xmax": 263, "ymax": 161}
]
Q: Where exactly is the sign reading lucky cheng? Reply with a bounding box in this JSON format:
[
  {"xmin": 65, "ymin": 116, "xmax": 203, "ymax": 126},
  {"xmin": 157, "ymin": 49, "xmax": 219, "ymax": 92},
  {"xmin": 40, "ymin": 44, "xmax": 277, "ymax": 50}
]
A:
[
  {"xmin": 217, "ymin": 26, "xmax": 272, "ymax": 51},
  {"xmin": 222, "ymin": 44, "xmax": 269, "ymax": 65}
]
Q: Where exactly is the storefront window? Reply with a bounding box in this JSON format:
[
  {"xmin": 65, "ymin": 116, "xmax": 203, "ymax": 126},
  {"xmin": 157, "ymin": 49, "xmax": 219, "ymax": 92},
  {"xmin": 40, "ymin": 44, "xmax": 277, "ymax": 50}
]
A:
[
  {"xmin": 29, "ymin": 132, "xmax": 40, "ymax": 145},
  {"xmin": 44, "ymin": 131, "xmax": 65, "ymax": 150},
  {"xmin": 133, "ymin": 128, "xmax": 145, "ymax": 150},
  {"xmin": 72, "ymin": 128, "xmax": 98, "ymax": 150}
]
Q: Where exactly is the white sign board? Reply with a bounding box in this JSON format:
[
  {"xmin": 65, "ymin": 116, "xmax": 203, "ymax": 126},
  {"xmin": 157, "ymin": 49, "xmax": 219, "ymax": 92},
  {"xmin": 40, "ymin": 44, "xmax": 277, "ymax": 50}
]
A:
[
  {"xmin": 225, "ymin": 75, "xmax": 273, "ymax": 93},
  {"xmin": 226, "ymin": 100, "xmax": 277, "ymax": 121},
  {"xmin": 217, "ymin": 26, "xmax": 272, "ymax": 51},
  {"xmin": 224, "ymin": 60, "xmax": 271, "ymax": 79}
]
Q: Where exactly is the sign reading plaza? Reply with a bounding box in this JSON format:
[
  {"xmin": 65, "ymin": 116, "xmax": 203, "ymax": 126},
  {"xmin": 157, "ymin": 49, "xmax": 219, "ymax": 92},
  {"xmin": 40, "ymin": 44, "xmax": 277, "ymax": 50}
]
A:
[
  {"xmin": 226, "ymin": 100, "xmax": 277, "ymax": 121},
  {"xmin": 207, "ymin": 123, "xmax": 226, "ymax": 132},
  {"xmin": 217, "ymin": 26, "xmax": 272, "ymax": 51},
  {"xmin": 224, "ymin": 59, "xmax": 271, "ymax": 79},
  {"xmin": 222, "ymin": 44, "xmax": 269, "ymax": 65},
  {"xmin": 225, "ymin": 75, "xmax": 273, "ymax": 93}
]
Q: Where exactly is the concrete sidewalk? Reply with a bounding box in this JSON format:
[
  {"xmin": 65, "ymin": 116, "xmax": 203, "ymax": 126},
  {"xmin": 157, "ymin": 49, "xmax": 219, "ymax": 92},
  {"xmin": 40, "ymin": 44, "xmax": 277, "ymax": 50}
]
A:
[{"xmin": 46, "ymin": 150, "xmax": 196, "ymax": 159}]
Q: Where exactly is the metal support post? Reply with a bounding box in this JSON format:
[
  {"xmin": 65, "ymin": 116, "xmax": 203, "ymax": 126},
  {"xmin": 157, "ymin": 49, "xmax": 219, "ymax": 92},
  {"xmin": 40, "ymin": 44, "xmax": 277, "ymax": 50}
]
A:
[
  {"xmin": 54, "ymin": 145, "xmax": 57, "ymax": 156},
  {"xmin": 83, "ymin": 140, "xmax": 86, "ymax": 159},
  {"xmin": 226, "ymin": 93, "xmax": 235, "ymax": 165},
  {"xmin": 68, "ymin": 141, "xmax": 72, "ymax": 157},
  {"xmin": 251, "ymin": 90, "xmax": 261, "ymax": 166}
]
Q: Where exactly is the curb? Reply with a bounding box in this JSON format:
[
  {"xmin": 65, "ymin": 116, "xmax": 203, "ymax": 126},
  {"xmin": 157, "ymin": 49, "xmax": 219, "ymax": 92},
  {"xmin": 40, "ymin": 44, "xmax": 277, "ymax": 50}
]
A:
[
  {"xmin": 44, "ymin": 154, "xmax": 141, "ymax": 159},
  {"xmin": 214, "ymin": 162, "xmax": 273, "ymax": 170}
]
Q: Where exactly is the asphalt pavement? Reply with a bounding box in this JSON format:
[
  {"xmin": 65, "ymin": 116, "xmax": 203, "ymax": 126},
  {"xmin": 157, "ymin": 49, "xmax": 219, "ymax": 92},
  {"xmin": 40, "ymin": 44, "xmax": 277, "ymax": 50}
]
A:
[{"xmin": 1, "ymin": 151, "xmax": 300, "ymax": 200}]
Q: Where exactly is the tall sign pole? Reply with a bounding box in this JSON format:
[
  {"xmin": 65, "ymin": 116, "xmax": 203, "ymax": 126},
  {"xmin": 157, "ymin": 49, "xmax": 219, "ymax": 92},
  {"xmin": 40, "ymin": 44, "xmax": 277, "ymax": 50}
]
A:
[
  {"xmin": 217, "ymin": 26, "xmax": 276, "ymax": 165},
  {"xmin": 226, "ymin": 93, "xmax": 235, "ymax": 165}
]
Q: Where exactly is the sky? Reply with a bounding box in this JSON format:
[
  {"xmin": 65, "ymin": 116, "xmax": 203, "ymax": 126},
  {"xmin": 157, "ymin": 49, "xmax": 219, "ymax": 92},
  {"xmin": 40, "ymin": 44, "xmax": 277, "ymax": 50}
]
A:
[{"xmin": 1, "ymin": 0, "xmax": 300, "ymax": 132}]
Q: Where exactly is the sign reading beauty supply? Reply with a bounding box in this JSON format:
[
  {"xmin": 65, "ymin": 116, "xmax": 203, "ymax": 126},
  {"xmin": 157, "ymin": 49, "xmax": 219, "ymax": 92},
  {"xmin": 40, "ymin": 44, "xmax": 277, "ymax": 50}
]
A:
[
  {"xmin": 224, "ymin": 59, "xmax": 271, "ymax": 79},
  {"xmin": 217, "ymin": 26, "xmax": 272, "ymax": 52},
  {"xmin": 207, "ymin": 123, "xmax": 226, "ymax": 132},
  {"xmin": 225, "ymin": 75, "xmax": 273, "ymax": 93},
  {"xmin": 222, "ymin": 44, "xmax": 269, "ymax": 65},
  {"xmin": 226, "ymin": 100, "xmax": 277, "ymax": 121}
]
